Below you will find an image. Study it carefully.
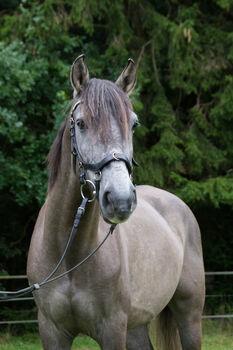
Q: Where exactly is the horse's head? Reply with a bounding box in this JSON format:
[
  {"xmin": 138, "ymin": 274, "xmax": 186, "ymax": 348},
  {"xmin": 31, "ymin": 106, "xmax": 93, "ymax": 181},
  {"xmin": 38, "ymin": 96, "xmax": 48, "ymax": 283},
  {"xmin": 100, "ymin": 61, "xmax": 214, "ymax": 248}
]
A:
[{"xmin": 70, "ymin": 55, "xmax": 138, "ymax": 224}]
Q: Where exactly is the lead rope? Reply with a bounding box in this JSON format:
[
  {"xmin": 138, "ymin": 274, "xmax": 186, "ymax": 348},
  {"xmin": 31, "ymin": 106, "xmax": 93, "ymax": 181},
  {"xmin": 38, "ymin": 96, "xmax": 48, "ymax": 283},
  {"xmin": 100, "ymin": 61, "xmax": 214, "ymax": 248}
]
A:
[{"xmin": 0, "ymin": 195, "xmax": 116, "ymax": 302}]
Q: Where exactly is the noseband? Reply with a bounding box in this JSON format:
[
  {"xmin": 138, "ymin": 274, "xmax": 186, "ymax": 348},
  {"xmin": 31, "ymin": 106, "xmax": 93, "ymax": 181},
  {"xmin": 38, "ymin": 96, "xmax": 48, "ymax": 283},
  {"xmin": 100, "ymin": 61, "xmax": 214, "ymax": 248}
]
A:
[{"xmin": 70, "ymin": 100, "xmax": 138, "ymax": 198}]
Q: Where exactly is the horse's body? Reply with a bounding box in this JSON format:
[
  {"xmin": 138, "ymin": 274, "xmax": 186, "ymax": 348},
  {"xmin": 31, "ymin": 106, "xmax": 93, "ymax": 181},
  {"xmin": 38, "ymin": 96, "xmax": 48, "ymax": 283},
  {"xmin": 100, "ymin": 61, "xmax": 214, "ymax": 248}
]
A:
[{"xmin": 27, "ymin": 56, "xmax": 205, "ymax": 350}]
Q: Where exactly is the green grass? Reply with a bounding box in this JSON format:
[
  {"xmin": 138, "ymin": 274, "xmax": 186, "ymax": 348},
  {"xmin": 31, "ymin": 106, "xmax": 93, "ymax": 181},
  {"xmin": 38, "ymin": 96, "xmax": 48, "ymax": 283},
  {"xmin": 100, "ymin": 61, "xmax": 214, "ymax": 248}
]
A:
[
  {"xmin": 202, "ymin": 320, "xmax": 233, "ymax": 350},
  {"xmin": 0, "ymin": 333, "xmax": 100, "ymax": 350},
  {"xmin": 0, "ymin": 321, "xmax": 232, "ymax": 349}
]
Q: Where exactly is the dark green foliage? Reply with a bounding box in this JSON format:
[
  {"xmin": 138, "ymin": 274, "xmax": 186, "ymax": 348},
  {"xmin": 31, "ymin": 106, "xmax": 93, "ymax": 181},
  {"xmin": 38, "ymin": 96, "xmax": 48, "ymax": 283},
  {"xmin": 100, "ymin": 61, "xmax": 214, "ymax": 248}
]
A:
[{"xmin": 0, "ymin": 0, "xmax": 233, "ymax": 319}]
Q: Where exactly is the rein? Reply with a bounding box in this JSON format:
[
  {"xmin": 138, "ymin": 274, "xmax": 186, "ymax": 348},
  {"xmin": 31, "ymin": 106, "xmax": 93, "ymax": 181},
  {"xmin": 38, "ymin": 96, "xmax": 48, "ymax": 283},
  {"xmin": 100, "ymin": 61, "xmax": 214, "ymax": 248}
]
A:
[
  {"xmin": 0, "ymin": 188, "xmax": 116, "ymax": 302},
  {"xmin": 0, "ymin": 100, "xmax": 138, "ymax": 302}
]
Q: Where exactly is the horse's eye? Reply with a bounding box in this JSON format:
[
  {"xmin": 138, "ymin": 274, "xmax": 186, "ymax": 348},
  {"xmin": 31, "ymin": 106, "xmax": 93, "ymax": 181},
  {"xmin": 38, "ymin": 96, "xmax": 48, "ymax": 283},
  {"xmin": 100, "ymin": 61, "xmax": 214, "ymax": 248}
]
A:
[
  {"xmin": 76, "ymin": 119, "xmax": 86, "ymax": 130},
  {"xmin": 132, "ymin": 121, "xmax": 140, "ymax": 132}
]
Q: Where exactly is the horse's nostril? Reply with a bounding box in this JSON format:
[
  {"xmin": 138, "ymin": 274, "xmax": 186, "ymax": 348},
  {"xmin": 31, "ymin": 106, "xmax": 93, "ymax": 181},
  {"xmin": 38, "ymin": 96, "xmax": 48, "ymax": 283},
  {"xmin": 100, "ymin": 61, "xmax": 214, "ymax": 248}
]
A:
[{"xmin": 103, "ymin": 191, "xmax": 112, "ymax": 208}]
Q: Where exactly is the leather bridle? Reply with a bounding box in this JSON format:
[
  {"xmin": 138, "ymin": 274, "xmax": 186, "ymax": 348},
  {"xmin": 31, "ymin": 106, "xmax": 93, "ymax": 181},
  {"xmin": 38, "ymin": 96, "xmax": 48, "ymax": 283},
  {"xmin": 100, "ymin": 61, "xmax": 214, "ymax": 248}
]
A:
[{"xmin": 70, "ymin": 100, "xmax": 138, "ymax": 198}]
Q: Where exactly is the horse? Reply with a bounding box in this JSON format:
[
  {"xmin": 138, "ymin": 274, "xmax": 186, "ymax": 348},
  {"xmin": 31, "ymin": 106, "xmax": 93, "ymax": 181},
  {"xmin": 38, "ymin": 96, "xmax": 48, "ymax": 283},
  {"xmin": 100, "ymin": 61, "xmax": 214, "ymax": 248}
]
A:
[{"xmin": 27, "ymin": 55, "xmax": 205, "ymax": 350}]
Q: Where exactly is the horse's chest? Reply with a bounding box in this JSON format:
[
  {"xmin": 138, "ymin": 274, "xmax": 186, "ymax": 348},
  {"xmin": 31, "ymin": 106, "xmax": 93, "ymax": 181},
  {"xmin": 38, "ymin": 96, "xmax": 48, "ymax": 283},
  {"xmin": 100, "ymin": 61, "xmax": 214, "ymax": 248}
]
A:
[
  {"xmin": 38, "ymin": 261, "xmax": 124, "ymax": 334},
  {"xmin": 39, "ymin": 285, "xmax": 101, "ymax": 333}
]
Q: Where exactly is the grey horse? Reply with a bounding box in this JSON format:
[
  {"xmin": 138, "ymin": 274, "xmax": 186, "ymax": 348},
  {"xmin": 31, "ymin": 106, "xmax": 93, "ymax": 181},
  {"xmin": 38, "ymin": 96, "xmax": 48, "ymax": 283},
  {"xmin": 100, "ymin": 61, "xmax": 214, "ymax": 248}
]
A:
[{"xmin": 27, "ymin": 55, "xmax": 205, "ymax": 350}]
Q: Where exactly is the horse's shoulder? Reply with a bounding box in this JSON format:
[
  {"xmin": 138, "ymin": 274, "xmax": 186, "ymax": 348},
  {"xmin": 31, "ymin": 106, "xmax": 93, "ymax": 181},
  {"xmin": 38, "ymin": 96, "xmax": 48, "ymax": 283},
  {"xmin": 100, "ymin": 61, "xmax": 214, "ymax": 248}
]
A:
[
  {"xmin": 136, "ymin": 185, "xmax": 187, "ymax": 212},
  {"xmin": 136, "ymin": 185, "xmax": 197, "ymax": 236}
]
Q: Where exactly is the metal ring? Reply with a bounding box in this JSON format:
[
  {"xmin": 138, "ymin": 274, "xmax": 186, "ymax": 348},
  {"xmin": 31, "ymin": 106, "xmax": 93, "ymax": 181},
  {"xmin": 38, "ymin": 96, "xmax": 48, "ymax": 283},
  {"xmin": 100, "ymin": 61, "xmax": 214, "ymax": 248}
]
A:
[
  {"xmin": 112, "ymin": 152, "xmax": 119, "ymax": 161},
  {"xmin": 80, "ymin": 180, "xmax": 96, "ymax": 202}
]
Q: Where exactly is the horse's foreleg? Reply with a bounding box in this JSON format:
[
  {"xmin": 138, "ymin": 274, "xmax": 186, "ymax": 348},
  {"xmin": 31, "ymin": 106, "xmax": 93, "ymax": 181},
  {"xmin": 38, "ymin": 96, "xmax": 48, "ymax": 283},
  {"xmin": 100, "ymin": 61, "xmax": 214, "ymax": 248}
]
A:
[
  {"xmin": 126, "ymin": 325, "xmax": 154, "ymax": 350},
  {"xmin": 97, "ymin": 312, "xmax": 127, "ymax": 350},
  {"xmin": 38, "ymin": 311, "xmax": 74, "ymax": 350}
]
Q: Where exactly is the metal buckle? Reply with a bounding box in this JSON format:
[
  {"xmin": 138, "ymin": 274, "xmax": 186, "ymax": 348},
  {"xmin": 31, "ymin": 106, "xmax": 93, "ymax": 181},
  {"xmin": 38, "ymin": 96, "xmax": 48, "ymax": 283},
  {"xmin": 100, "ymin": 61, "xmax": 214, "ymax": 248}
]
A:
[
  {"xmin": 94, "ymin": 171, "xmax": 102, "ymax": 182},
  {"xmin": 112, "ymin": 152, "xmax": 120, "ymax": 161}
]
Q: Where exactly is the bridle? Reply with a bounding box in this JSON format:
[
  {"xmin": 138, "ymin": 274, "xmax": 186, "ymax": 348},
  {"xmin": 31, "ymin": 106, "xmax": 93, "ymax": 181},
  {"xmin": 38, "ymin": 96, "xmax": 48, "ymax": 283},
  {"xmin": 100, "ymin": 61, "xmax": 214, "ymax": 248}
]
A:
[
  {"xmin": 0, "ymin": 99, "xmax": 139, "ymax": 301},
  {"xmin": 70, "ymin": 100, "xmax": 138, "ymax": 198}
]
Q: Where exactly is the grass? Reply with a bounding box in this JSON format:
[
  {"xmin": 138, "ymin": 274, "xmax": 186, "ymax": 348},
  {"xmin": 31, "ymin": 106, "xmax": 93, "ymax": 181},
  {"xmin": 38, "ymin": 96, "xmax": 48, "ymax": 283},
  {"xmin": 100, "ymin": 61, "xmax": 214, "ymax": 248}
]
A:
[
  {"xmin": 0, "ymin": 333, "xmax": 100, "ymax": 350},
  {"xmin": 0, "ymin": 321, "xmax": 232, "ymax": 349},
  {"xmin": 0, "ymin": 333, "xmax": 102, "ymax": 350},
  {"xmin": 202, "ymin": 320, "xmax": 233, "ymax": 350}
]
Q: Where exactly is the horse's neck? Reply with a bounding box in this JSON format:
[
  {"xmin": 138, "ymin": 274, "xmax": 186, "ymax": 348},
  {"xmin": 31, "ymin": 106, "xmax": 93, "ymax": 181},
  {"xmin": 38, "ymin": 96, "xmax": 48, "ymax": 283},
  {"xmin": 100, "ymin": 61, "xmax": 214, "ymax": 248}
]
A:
[{"xmin": 44, "ymin": 123, "xmax": 100, "ymax": 257}]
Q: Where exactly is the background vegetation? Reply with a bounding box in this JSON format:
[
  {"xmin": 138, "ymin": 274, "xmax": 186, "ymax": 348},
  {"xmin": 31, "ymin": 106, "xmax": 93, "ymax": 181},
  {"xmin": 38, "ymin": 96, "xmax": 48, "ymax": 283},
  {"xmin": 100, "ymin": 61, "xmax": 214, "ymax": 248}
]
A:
[{"xmin": 0, "ymin": 0, "xmax": 232, "ymax": 324}]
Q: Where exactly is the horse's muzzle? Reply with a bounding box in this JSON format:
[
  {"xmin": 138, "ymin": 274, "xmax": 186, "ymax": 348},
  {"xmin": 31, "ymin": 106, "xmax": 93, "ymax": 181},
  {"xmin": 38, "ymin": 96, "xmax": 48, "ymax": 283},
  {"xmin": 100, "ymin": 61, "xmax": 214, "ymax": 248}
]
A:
[{"xmin": 101, "ymin": 186, "xmax": 137, "ymax": 224}]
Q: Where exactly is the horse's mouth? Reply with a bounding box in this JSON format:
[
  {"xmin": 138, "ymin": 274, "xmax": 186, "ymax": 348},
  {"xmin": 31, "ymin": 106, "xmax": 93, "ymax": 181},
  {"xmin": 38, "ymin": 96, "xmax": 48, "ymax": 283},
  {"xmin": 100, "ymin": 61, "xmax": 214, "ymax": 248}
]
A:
[{"xmin": 101, "ymin": 208, "xmax": 134, "ymax": 225}]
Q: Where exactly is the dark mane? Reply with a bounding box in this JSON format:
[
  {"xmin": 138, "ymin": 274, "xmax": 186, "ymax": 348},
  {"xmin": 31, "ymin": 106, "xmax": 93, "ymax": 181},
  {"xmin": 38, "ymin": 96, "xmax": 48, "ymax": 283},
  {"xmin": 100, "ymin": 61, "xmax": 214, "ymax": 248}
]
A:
[
  {"xmin": 47, "ymin": 118, "xmax": 67, "ymax": 191},
  {"xmin": 81, "ymin": 78, "xmax": 132, "ymax": 141},
  {"xmin": 47, "ymin": 79, "xmax": 132, "ymax": 191}
]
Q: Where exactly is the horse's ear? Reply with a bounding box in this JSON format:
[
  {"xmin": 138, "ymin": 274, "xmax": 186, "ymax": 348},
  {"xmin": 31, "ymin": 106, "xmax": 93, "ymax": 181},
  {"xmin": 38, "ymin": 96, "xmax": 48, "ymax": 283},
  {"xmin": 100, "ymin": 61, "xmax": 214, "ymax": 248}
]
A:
[
  {"xmin": 116, "ymin": 58, "xmax": 137, "ymax": 95},
  {"xmin": 70, "ymin": 54, "xmax": 89, "ymax": 98}
]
